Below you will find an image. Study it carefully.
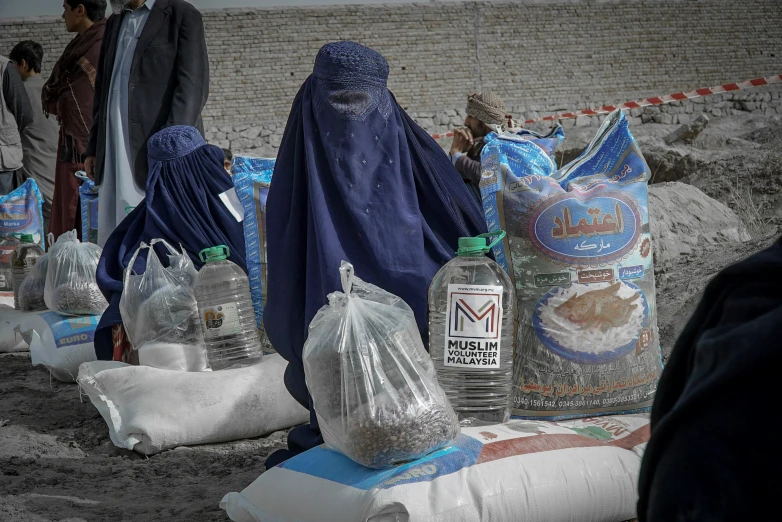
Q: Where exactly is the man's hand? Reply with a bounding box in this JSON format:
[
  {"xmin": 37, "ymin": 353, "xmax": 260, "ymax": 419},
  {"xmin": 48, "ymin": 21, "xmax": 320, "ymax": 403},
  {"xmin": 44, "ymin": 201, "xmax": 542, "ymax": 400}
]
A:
[
  {"xmin": 449, "ymin": 128, "xmax": 473, "ymax": 157},
  {"xmin": 84, "ymin": 156, "xmax": 96, "ymax": 180}
]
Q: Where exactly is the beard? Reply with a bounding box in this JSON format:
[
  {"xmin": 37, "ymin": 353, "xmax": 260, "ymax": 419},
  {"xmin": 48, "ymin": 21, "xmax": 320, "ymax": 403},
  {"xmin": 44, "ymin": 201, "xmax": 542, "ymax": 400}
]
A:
[{"xmin": 110, "ymin": 0, "xmax": 133, "ymax": 13}]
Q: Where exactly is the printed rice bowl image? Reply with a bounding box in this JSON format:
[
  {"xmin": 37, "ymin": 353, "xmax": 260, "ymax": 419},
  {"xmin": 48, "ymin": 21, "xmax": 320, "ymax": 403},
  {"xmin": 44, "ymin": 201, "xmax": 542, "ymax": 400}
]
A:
[{"xmin": 532, "ymin": 280, "xmax": 649, "ymax": 365}]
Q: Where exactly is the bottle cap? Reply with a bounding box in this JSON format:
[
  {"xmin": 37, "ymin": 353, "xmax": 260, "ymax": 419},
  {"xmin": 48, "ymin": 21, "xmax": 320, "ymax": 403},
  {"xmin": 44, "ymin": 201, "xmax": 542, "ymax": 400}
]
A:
[
  {"xmin": 199, "ymin": 245, "xmax": 230, "ymax": 263},
  {"xmin": 457, "ymin": 237, "xmax": 487, "ymax": 253},
  {"xmin": 456, "ymin": 231, "xmax": 506, "ymax": 256}
]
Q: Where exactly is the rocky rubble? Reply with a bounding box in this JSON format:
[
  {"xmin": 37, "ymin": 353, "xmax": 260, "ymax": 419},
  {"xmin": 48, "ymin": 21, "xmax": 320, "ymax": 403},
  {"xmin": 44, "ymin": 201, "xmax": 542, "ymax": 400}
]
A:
[
  {"xmin": 649, "ymin": 182, "xmax": 750, "ymax": 272},
  {"xmin": 210, "ymin": 85, "xmax": 782, "ymax": 157}
]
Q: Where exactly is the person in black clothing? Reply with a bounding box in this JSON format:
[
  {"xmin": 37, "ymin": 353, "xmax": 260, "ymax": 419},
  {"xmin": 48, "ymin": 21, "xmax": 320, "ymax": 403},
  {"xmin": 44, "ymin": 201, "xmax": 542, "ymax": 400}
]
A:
[
  {"xmin": 637, "ymin": 238, "xmax": 782, "ymax": 520},
  {"xmin": 84, "ymin": 0, "xmax": 209, "ymax": 188},
  {"xmin": 85, "ymin": 0, "xmax": 209, "ymax": 245},
  {"xmin": 0, "ymin": 55, "xmax": 33, "ymax": 194}
]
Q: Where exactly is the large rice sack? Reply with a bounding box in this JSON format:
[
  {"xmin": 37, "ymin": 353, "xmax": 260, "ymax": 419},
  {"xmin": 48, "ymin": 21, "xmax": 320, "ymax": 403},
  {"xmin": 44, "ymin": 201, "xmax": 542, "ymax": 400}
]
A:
[
  {"xmin": 221, "ymin": 413, "xmax": 649, "ymax": 522},
  {"xmin": 76, "ymin": 171, "xmax": 99, "ymax": 244},
  {"xmin": 77, "ymin": 354, "xmax": 309, "ymax": 455},
  {"xmin": 514, "ymin": 124, "xmax": 565, "ymax": 157},
  {"xmin": 481, "ymin": 110, "xmax": 661, "ymax": 419},
  {"xmin": 18, "ymin": 311, "xmax": 99, "ymax": 382},
  {"xmin": 231, "ymin": 156, "xmax": 275, "ymax": 352},
  {"xmin": 0, "ymin": 179, "xmax": 45, "ymax": 303}
]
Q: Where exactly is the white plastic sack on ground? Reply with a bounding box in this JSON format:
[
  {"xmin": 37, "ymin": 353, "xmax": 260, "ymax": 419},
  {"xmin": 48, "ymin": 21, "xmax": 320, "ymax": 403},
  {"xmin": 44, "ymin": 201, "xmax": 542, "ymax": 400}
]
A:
[
  {"xmin": 18, "ymin": 311, "xmax": 99, "ymax": 382},
  {"xmin": 0, "ymin": 307, "xmax": 29, "ymax": 352},
  {"xmin": 77, "ymin": 353, "xmax": 309, "ymax": 455},
  {"xmin": 222, "ymin": 413, "xmax": 649, "ymax": 522}
]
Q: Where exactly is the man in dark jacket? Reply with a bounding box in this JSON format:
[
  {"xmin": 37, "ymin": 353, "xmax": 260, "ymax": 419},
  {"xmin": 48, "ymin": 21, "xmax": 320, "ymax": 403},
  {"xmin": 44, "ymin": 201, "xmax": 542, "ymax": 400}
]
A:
[
  {"xmin": 84, "ymin": 0, "xmax": 209, "ymax": 246},
  {"xmin": 449, "ymin": 92, "xmax": 508, "ymax": 203}
]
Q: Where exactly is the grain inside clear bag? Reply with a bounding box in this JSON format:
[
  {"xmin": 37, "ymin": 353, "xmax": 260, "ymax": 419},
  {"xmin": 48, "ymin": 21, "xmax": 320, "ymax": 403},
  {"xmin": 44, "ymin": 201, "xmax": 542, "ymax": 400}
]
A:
[
  {"xmin": 120, "ymin": 239, "xmax": 202, "ymax": 347},
  {"xmin": 119, "ymin": 239, "xmax": 206, "ymax": 371},
  {"xmin": 18, "ymin": 233, "xmax": 54, "ymax": 311},
  {"xmin": 44, "ymin": 230, "xmax": 108, "ymax": 316},
  {"xmin": 303, "ymin": 261, "xmax": 459, "ymax": 469}
]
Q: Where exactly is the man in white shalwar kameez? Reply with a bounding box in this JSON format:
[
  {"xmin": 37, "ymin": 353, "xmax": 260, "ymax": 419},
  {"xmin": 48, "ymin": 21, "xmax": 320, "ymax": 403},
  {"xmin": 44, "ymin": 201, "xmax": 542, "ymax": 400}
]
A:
[
  {"xmin": 84, "ymin": 0, "xmax": 209, "ymax": 246},
  {"xmin": 96, "ymin": 1, "xmax": 152, "ymax": 246}
]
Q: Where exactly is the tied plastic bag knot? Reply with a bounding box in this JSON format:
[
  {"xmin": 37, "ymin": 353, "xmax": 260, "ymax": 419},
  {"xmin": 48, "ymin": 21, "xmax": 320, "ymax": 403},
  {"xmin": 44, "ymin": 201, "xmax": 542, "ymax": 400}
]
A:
[
  {"xmin": 340, "ymin": 261, "xmax": 354, "ymax": 295},
  {"xmin": 304, "ymin": 261, "xmax": 459, "ymax": 469}
]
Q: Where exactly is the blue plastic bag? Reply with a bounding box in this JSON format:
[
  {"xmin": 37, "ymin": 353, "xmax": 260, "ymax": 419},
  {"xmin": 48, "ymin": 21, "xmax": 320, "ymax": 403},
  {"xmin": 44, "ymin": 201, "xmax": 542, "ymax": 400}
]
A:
[
  {"xmin": 231, "ymin": 155, "xmax": 275, "ymax": 351},
  {"xmin": 480, "ymin": 125, "xmax": 564, "ymax": 275},
  {"xmin": 480, "ymin": 111, "xmax": 661, "ymax": 419},
  {"xmin": 75, "ymin": 171, "xmax": 99, "ymax": 245},
  {"xmin": 0, "ymin": 179, "xmax": 45, "ymax": 293},
  {"xmin": 0, "ymin": 178, "xmax": 45, "ymax": 246}
]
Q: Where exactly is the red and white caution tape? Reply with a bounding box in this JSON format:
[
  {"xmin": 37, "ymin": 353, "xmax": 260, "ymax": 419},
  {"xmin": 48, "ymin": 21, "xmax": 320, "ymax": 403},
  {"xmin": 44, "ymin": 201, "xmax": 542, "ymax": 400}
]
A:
[
  {"xmin": 431, "ymin": 73, "xmax": 782, "ymax": 140},
  {"xmin": 431, "ymin": 131, "xmax": 456, "ymax": 140}
]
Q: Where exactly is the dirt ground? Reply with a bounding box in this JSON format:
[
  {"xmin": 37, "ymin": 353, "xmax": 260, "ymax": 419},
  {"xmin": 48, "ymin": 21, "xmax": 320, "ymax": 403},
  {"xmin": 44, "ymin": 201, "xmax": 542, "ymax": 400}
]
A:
[
  {"xmin": 0, "ymin": 351, "xmax": 289, "ymax": 521},
  {"xmin": 1, "ymin": 114, "xmax": 780, "ymax": 521}
]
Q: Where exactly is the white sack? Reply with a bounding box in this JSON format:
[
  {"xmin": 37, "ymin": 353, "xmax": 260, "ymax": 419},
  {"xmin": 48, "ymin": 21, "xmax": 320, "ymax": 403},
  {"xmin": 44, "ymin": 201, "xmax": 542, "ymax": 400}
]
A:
[
  {"xmin": 137, "ymin": 342, "xmax": 208, "ymax": 372},
  {"xmin": 7, "ymin": 310, "xmax": 99, "ymax": 381},
  {"xmin": 77, "ymin": 353, "xmax": 309, "ymax": 455},
  {"xmin": 0, "ymin": 291, "xmax": 14, "ymax": 308},
  {"xmin": 221, "ymin": 414, "xmax": 650, "ymax": 522},
  {"xmin": 0, "ymin": 307, "xmax": 29, "ymax": 353}
]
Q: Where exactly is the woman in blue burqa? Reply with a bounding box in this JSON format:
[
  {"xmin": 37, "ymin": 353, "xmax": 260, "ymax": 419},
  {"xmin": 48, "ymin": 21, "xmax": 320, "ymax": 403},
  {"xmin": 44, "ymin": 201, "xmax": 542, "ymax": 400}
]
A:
[
  {"xmin": 94, "ymin": 125, "xmax": 246, "ymax": 361},
  {"xmin": 264, "ymin": 41, "xmax": 487, "ymax": 467}
]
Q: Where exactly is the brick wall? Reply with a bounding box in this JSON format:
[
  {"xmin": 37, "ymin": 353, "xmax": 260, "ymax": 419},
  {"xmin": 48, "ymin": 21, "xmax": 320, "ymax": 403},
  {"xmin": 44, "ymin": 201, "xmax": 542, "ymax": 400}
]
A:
[{"xmin": 2, "ymin": 0, "xmax": 780, "ymax": 155}]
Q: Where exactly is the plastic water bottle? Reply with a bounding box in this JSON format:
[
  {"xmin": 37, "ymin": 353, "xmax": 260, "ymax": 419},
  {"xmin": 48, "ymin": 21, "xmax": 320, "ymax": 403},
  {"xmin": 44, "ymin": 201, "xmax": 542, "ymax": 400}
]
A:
[
  {"xmin": 428, "ymin": 232, "xmax": 516, "ymax": 424},
  {"xmin": 11, "ymin": 234, "xmax": 45, "ymax": 310},
  {"xmin": 0, "ymin": 235, "xmax": 21, "ymax": 293},
  {"xmin": 193, "ymin": 245, "xmax": 263, "ymax": 370}
]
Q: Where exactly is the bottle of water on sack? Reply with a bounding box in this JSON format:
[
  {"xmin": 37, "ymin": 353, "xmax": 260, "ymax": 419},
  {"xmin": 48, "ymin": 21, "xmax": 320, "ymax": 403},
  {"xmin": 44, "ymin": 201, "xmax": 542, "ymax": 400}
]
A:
[
  {"xmin": 428, "ymin": 231, "xmax": 516, "ymax": 424},
  {"xmin": 11, "ymin": 234, "xmax": 45, "ymax": 310},
  {"xmin": 193, "ymin": 245, "xmax": 263, "ymax": 370}
]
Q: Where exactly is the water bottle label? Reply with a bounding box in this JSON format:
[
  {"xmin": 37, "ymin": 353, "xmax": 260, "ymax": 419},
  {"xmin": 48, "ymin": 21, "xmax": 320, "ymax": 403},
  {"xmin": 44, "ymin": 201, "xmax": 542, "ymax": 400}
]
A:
[
  {"xmin": 444, "ymin": 284, "xmax": 504, "ymax": 369},
  {"xmin": 201, "ymin": 302, "xmax": 242, "ymax": 338}
]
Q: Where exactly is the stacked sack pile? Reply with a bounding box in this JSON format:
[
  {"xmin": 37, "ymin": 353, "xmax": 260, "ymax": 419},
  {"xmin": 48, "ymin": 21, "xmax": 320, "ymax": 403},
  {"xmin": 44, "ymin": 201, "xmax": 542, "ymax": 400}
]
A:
[
  {"xmin": 75, "ymin": 149, "xmax": 309, "ymax": 455},
  {"xmin": 1, "ymin": 180, "xmax": 106, "ymax": 381},
  {"xmin": 222, "ymin": 111, "xmax": 662, "ymax": 522},
  {"xmin": 3, "ymin": 105, "xmax": 666, "ymax": 520},
  {"xmin": 2, "ymin": 148, "xmax": 309, "ymax": 456}
]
